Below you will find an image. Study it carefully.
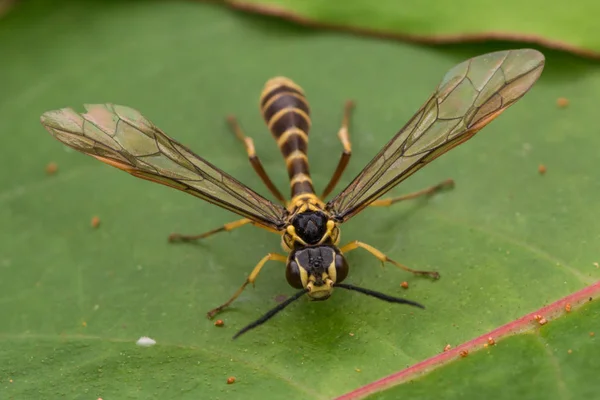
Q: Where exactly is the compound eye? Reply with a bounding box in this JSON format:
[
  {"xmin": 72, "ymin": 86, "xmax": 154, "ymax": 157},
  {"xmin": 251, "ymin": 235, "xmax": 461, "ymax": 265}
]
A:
[
  {"xmin": 286, "ymin": 259, "xmax": 304, "ymax": 289},
  {"xmin": 334, "ymin": 254, "xmax": 349, "ymax": 283}
]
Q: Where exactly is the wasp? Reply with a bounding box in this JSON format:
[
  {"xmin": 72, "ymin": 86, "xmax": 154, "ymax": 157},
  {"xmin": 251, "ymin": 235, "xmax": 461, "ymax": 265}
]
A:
[{"xmin": 40, "ymin": 49, "xmax": 545, "ymax": 338}]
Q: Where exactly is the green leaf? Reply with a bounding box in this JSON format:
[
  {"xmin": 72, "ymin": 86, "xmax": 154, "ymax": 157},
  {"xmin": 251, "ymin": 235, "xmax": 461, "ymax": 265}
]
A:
[
  {"xmin": 362, "ymin": 296, "xmax": 600, "ymax": 400},
  {"xmin": 227, "ymin": 0, "xmax": 600, "ymax": 58},
  {"xmin": 1, "ymin": 0, "xmax": 599, "ymax": 398}
]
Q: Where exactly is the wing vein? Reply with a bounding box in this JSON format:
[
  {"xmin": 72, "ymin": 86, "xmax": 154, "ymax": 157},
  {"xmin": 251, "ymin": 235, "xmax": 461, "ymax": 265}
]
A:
[
  {"xmin": 40, "ymin": 104, "xmax": 289, "ymax": 229},
  {"xmin": 326, "ymin": 49, "xmax": 545, "ymax": 222}
]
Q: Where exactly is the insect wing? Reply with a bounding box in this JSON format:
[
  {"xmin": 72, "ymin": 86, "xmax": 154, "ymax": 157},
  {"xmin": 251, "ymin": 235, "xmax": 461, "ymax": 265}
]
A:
[
  {"xmin": 40, "ymin": 104, "xmax": 288, "ymax": 230},
  {"xmin": 326, "ymin": 49, "xmax": 545, "ymax": 222}
]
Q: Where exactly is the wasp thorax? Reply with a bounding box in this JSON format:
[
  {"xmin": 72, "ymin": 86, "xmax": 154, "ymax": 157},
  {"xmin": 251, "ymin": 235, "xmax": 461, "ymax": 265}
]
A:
[{"xmin": 291, "ymin": 211, "xmax": 328, "ymax": 245}]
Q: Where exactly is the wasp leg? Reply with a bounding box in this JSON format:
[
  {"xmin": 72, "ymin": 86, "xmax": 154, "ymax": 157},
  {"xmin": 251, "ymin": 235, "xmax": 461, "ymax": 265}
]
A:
[
  {"xmin": 169, "ymin": 218, "xmax": 280, "ymax": 243},
  {"xmin": 227, "ymin": 115, "xmax": 286, "ymax": 204},
  {"xmin": 207, "ymin": 253, "xmax": 288, "ymax": 318},
  {"xmin": 321, "ymin": 100, "xmax": 354, "ymax": 200},
  {"xmin": 369, "ymin": 178, "xmax": 454, "ymax": 207},
  {"xmin": 340, "ymin": 240, "xmax": 440, "ymax": 279}
]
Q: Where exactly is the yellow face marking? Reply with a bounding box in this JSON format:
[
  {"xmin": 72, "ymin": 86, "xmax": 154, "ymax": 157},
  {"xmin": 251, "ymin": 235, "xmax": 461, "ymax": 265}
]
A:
[
  {"xmin": 277, "ymin": 127, "xmax": 309, "ymax": 148},
  {"xmin": 306, "ymin": 278, "xmax": 334, "ymax": 299},
  {"xmin": 298, "ymin": 263, "xmax": 309, "ymax": 288},
  {"xmin": 268, "ymin": 107, "xmax": 311, "ymax": 131},
  {"xmin": 327, "ymin": 257, "xmax": 337, "ymax": 283}
]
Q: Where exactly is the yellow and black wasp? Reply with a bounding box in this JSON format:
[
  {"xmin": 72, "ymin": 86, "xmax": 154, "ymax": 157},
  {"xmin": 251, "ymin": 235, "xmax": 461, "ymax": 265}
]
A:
[{"xmin": 40, "ymin": 49, "xmax": 545, "ymax": 338}]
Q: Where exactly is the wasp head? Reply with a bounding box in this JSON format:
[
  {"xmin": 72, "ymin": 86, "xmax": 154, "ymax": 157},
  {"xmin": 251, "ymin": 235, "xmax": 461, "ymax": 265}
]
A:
[{"xmin": 286, "ymin": 245, "xmax": 349, "ymax": 300}]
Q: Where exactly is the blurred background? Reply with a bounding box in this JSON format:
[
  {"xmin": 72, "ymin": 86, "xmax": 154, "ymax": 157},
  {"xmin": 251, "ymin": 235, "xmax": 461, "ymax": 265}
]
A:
[{"xmin": 1, "ymin": 0, "xmax": 599, "ymax": 399}]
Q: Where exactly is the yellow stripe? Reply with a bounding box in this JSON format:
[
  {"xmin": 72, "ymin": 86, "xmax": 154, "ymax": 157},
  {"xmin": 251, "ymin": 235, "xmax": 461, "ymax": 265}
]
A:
[
  {"xmin": 291, "ymin": 193, "xmax": 320, "ymax": 203},
  {"xmin": 287, "ymin": 194, "xmax": 325, "ymax": 211},
  {"xmin": 285, "ymin": 150, "xmax": 308, "ymax": 168},
  {"xmin": 260, "ymin": 77, "xmax": 304, "ymax": 100},
  {"xmin": 277, "ymin": 127, "xmax": 309, "ymax": 148},
  {"xmin": 267, "ymin": 107, "xmax": 311, "ymax": 131},
  {"xmin": 290, "ymin": 173, "xmax": 312, "ymax": 186},
  {"xmin": 261, "ymin": 91, "xmax": 308, "ymax": 115}
]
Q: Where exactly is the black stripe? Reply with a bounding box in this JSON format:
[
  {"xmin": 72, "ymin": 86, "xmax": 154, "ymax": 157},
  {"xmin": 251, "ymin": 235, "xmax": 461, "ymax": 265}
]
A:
[
  {"xmin": 280, "ymin": 136, "xmax": 308, "ymax": 158},
  {"xmin": 291, "ymin": 180, "xmax": 314, "ymax": 196},
  {"xmin": 287, "ymin": 157, "xmax": 310, "ymax": 179},
  {"xmin": 263, "ymin": 93, "xmax": 310, "ymax": 123},
  {"xmin": 260, "ymin": 85, "xmax": 304, "ymax": 108},
  {"xmin": 270, "ymin": 110, "xmax": 310, "ymax": 140}
]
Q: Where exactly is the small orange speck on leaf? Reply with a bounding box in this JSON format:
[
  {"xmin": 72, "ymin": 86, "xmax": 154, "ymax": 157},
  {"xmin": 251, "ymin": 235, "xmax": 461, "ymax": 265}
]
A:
[
  {"xmin": 483, "ymin": 343, "xmax": 488, "ymax": 348},
  {"xmin": 443, "ymin": 344, "xmax": 451, "ymax": 352},
  {"xmin": 214, "ymin": 319, "xmax": 224, "ymax": 327},
  {"xmin": 487, "ymin": 337, "xmax": 496, "ymax": 346},
  {"xmin": 400, "ymin": 281, "xmax": 409, "ymax": 289},
  {"xmin": 538, "ymin": 164, "xmax": 546, "ymax": 175},
  {"xmin": 590, "ymin": 332, "xmax": 595, "ymax": 337},
  {"xmin": 227, "ymin": 376, "xmax": 236, "ymax": 384},
  {"xmin": 556, "ymin": 97, "xmax": 569, "ymax": 108},
  {"xmin": 459, "ymin": 350, "xmax": 469, "ymax": 358},
  {"xmin": 565, "ymin": 303, "xmax": 572, "ymax": 312},
  {"xmin": 46, "ymin": 162, "xmax": 58, "ymax": 175},
  {"xmin": 538, "ymin": 317, "xmax": 548, "ymax": 325},
  {"xmin": 91, "ymin": 216, "xmax": 101, "ymax": 228}
]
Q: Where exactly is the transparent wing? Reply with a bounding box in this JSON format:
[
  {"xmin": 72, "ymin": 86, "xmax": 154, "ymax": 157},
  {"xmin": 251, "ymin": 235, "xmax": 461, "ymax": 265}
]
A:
[
  {"xmin": 326, "ymin": 49, "xmax": 545, "ymax": 222},
  {"xmin": 40, "ymin": 104, "xmax": 289, "ymax": 230}
]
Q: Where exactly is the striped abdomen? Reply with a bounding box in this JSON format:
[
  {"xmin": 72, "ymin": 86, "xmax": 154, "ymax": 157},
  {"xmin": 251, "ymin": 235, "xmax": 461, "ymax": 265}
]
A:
[{"xmin": 260, "ymin": 77, "xmax": 314, "ymax": 197}]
